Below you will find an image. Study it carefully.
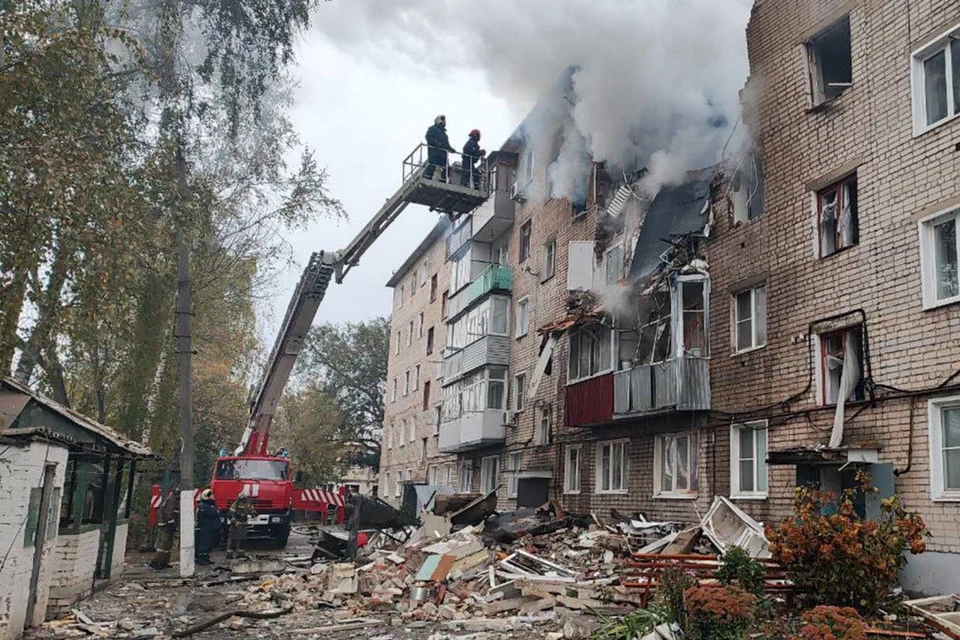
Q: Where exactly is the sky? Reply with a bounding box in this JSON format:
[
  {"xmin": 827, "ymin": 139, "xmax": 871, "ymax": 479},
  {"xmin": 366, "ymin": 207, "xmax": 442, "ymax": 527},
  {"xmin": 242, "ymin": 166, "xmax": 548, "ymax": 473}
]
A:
[{"xmin": 260, "ymin": 37, "xmax": 517, "ymax": 339}]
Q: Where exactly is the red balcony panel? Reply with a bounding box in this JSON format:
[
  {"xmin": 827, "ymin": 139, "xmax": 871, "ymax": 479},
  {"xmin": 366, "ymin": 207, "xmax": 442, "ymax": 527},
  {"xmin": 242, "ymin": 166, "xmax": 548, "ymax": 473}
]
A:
[{"xmin": 565, "ymin": 373, "xmax": 614, "ymax": 427}]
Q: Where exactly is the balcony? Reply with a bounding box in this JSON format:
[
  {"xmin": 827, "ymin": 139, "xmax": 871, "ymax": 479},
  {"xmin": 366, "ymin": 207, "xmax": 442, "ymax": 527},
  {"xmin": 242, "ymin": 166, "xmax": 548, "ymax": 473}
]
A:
[
  {"xmin": 565, "ymin": 373, "xmax": 614, "ymax": 427},
  {"xmin": 438, "ymin": 409, "xmax": 506, "ymax": 453},
  {"xmin": 447, "ymin": 265, "xmax": 513, "ymax": 320},
  {"xmin": 613, "ymin": 355, "xmax": 710, "ymax": 417},
  {"xmin": 447, "ymin": 218, "xmax": 472, "ymax": 259},
  {"xmin": 441, "ymin": 335, "xmax": 511, "ymax": 385},
  {"xmin": 470, "ymin": 188, "xmax": 516, "ymax": 243}
]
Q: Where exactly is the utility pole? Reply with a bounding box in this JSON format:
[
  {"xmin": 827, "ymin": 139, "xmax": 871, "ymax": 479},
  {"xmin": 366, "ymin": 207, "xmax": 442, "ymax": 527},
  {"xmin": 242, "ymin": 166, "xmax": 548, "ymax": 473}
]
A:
[{"xmin": 175, "ymin": 141, "xmax": 196, "ymax": 577}]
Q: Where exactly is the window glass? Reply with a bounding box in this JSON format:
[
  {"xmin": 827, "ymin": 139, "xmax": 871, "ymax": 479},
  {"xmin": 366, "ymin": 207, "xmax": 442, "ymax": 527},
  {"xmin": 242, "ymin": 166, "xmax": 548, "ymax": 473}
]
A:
[
  {"xmin": 216, "ymin": 459, "xmax": 288, "ymax": 480},
  {"xmin": 682, "ymin": 281, "xmax": 706, "ymax": 355},
  {"xmin": 492, "ymin": 298, "xmax": 508, "ymax": 334},
  {"xmin": 953, "ymin": 39, "xmax": 960, "ymax": 117},
  {"xmin": 925, "ymin": 49, "xmax": 949, "ymax": 125},
  {"xmin": 605, "ymin": 244, "xmax": 623, "ymax": 285},
  {"xmin": 544, "ymin": 240, "xmax": 556, "ymax": 279},
  {"xmin": 736, "ymin": 291, "xmax": 753, "ymax": 351},
  {"xmin": 935, "ymin": 217, "xmax": 960, "ymax": 300},
  {"xmin": 739, "ymin": 428, "xmax": 755, "ymax": 493},
  {"xmin": 944, "ymin": 407, "xmax": 960, "ymax": 490}
]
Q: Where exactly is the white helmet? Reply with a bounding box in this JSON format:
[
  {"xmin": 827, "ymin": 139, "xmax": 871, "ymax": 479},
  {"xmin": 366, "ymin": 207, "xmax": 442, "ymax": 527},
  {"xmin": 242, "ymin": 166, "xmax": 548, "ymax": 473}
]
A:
[{"xmin": 434, "ymin": 114, "xmax": 446, "ymax": 126}]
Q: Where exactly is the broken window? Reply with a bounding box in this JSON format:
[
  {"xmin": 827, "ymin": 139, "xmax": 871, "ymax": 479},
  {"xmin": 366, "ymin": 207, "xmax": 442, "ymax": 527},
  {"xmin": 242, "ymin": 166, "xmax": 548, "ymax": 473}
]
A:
[
  {"xmin": 604, "ymin": 242, "xmax": 624, "ymax": 286},
  {"xmin": 515, "ymin": 297, "xmax": 529, "ymax": 337},
  {"xmin": 398, "ymin": 284, "xmax": 404, "ymax": 308},
  {"xmin": 507, "ymin": 452, "xmax": 521, "ymax": 498},
  {"xmin": 407, "ymin": 320, "xmax": 413, "ymax": 346},
  {"xmin": 451, "ymin": 253, "xmax": 472, "ymax": 292},
  {"xmin": 418, "ymin": 312, "xmax": 424, "ymax": 339},
  {"xmin": 537, "ymin": 405, "xmax": 552, "ymax": 445},
  {"xmin": 414, "ymin": 364, "xmax": 420, "ymax": 391},
  {"xmin": 391, "ymin": 378, "xmax": 397, "ymax": 402},
  {"xmin": 597, "ymin": 439, "xmax": 627, "ymax": 493},
  {"xmin": 513, "ymin": 373, "xmax": 526, "ymax": 411},
  {"xmin": 523, "ymin": 148, "xmax": 534, "ymax": 184},
  {"xmin": 488, "ymin": 366, "xmax": 506, "ymax": 410},
  {"xmin": 411, "ymin": 271, "xmax": 417, "ymax": 295},
  {"xmin": 434, "ymin": 406, "xmax": 441, "ymax": 435},
  {"xmin": 441, "ymin": 291, "xmax": 448, "ymax": 319},
  {"xmin": 519, "ymin": 221, "xmax": 532, "ymax": 263},
  {"xmin": 481, "ymin": 456, "xmax": 499, "ymax": 494},
  {"xmin": 423, "ymin": 380, "xmax": 431, "ymax": 410},
  {"xmin": 732, "ymin": 152, "xmax": 764, "ymax": 223},
  {"xmin": 637, "ymin": 291, "xmax": 672, "ymax": 365},
  {"xmin": 421, "ymin": 438, "xmax": 427, "ymax": 463},
  {"xmin": 426, "ymin": 327, "xmax": 435, "ymax": 355},
  {"xmin": 819, "ymin": 326, "xmax": 865, "ymax": 405},
  {"xmin": 430, "ymin": 274, "xmax": 438, "ymax": 302},
  {"xmin": 564, "ymin": 446, "xmax": 582, "ymax": 494},
  {"xmin": 734, "ymin": 285, "xmax": 767, "ymax": 353},
  {"xmin": 404, "ymin": 370, "xmax": 410, "ymax": 396},
  {"xmin": 817, "ymin": 174, "xmax": 858, "ymax": 257},
  {"xmin": 458, "ymin": 459, "xmax": 473, "ymax": 493},
  {"xmin": 395, "ymin": 331, "xmax": 401, "ymax": 355},
  {"xmin": 920, "ymin": 207, "xmax": 960, "ymax": 307},
  {"xmin": 441, "ymin": 367, "xmax": 506, "ymax": 422},
  {"xmin": 913, "ymin": 24, "xmax": 960, "ymax": 129},
  {"xmin": 806, "ymin": 16, "xmax": 852, "ymax": 106},
  {"xmin": 681, "ymin": 278, "xmax": 707, "ymax": 356},
  {"xmin": 654, "ymin": 432, "xmax": 698, "ymax": 497},
  {"xmin": 543, "ymin": 238, "xmax": 556, "ymax": 280},
  {"xmin": 568, "ymin": 324, "xmax": 614, "ymax": 382},
  {"xmin": 929, "ymin": 397, "xmax": 960, "ymax": 499},
  {"xmin": 449, "ymin": 296, "xmax": 510, "ymax": 349},
  {"xmin": 731, "ymin": 421, "xmax": 768, "ymax": 498}
]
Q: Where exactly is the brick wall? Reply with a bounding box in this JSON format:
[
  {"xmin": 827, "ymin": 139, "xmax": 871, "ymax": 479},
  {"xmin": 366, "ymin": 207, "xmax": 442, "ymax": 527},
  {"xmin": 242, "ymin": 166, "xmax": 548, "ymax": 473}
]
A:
[
  {"xmin": 47, "ymin": 529, "xmax": 101, "ymax": 613},
  {"xmin": 381, "ymin": 226, "xmax": 457, "ymax": 504},
  {"xmin": 0, "ymin": 440, "xmax": 68, "ymax": 640}
]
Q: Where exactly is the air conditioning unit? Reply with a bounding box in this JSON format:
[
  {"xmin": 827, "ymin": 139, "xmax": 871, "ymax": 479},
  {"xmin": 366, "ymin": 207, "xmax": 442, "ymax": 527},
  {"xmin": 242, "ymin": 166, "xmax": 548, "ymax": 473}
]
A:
[
  {"xmin": 510, "ymin": 182, "xmax": 525, "ymax": 203},
  {"xmin": 504, "ymin": 410, "xmax": 519, "ymax": 426}
]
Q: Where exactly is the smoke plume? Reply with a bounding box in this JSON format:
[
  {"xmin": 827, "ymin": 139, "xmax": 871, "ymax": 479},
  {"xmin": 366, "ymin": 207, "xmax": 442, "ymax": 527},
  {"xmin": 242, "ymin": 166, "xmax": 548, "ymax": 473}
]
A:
[{"xmin": 311, "ymin": 0, "xmax": 753, "ymax": 196}]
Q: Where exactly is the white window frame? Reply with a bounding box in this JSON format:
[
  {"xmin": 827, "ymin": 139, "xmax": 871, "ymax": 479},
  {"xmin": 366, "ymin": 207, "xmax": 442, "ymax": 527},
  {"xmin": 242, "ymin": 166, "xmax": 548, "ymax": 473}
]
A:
[
  {"xmin": 911, "ymin": 22, "xmax": 960, "ymax": 136},
  {"xmin": 398, "ymin": 419, "xmax": 405, "ymax": 446},
  {"xmin": 394, "ymin": 472, "xmax": 401, "ymax": 498},
  {"xmin": 653, "ymin": 432, "xmax": 699, "ymax": 499},
  {"xmin": 391, "ymin": 378, "xmax": 397, "ymax": 402},
  {"xmin": 929, "ymin": 395, "xmax": 960, "ymax": 501},
  {"xmin": 506, "ymin": 452, "xmax": 521, "ymax": 498},
  {"xmin": 733, "ymin": 285, "xmax": 767, "ymax": 353},
  {"xmin": 519, "ymin": 221, "xmax": 532, "ymax": 263},
  {"xmin": 536, "ymin": 405, "xmax": 552, "ymax": 445},
  {"xmin": 567, "ymin": 325, "xmax": 616, "ymax": 383},
  {"xmin": 458, "ymin": 459, "xmax": 473, "ymax": 493},
  {"xmin": 604, "ymin": 242, "xmax": 624, "ymax": 286},
  {"xmin": 730, "ymin": 421, "xmax": 769, "ymax": 499},
  {"xmin": 411, "ymin": 271, "xmax": 417, "ymax": 294},
  {"xmin": 414, "ymin": 364, "xmax": 420, "ymax": 391},
  {"xmin": 919, "ymin": 206, "xmax": 960, "ymax": 310},
  {"xmin": 408, "ymin": 418, "xmax": 416, "ymax": 443},
  {"xmin": 398, "ymin": 285, "xmax": 404, "ymax": 309},
  {"xmin": 444, "ymin": 463, "xmax": 453, "ymax": 486},
  {"xmin": 513, "ymin": 373, "xmax": 526, "ymax": 411},
  {"xmin": 515, "ymin": 297, "xmax": 529, "ymax": 337},
  {"xmin": 543, "ymin": 238, "xmax": 556, "ymax": 280},
  {"xmin": 403, "ymin": 370, "xmax": 410, "ymax": 396},
  {"xmin": 564, "ymin": 445, "xmax": 582, "ymax": 495},
  {"xmin": 595, "ymin": 439, "xmax": 628, "ymax": 494},
  {"xmin": 395, "ymin": 331, "xmax": 400, "ymax": 355}
]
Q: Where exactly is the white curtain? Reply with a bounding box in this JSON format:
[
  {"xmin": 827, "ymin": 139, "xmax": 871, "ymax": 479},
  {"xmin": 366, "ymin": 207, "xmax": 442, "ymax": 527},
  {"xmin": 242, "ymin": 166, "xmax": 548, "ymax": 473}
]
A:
[
  {"xmin": 838, "ymin": 183, "xmax": 854, "ymax": 247},
  {"xmin": 829, "ymin": 337, "xmax": 861, "ymax": 449}
]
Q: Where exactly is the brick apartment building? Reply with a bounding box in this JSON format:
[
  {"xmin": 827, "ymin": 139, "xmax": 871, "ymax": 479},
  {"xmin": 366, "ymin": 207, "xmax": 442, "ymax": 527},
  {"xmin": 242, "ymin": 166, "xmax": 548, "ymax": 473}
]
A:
[{"xmin": 380, "ymin": 1, "xmax": 960, "ymax": 592}]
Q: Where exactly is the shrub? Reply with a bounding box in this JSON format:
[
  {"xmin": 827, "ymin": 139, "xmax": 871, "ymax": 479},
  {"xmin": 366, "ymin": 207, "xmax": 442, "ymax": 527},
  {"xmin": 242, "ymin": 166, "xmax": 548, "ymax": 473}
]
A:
[
  {"xmin": 765, "ymin": 473, "xmax": 927, "ymax": 612},
  {"xmin": 793, "ymin": 606, "xmax": 867, "ymax": 640},
  {"xmin": 656, "ymin": 568, "xmax": 696, "ymax": 627},
  {"xmin": 684, "ymin": 585, "xmax": 757, "ymax": 640},
  {"xmin": 716, "ymin": 546, "xmax": 766, "ymax": 598}
]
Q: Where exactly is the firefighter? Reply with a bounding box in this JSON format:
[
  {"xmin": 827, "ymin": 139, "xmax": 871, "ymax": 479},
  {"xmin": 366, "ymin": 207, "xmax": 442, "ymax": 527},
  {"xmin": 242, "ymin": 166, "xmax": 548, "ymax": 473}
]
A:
[
  {"xmin": 424, "ymin": 115, "xmax": 456, "ymax": 181},
  {"xmin": 195, "ymin": 489, "xmax": 220, "ymax": 566},
  {"xmin": 460, "ymin": 129, "xmax": 486, "ymax": 189},
  {"xmin": 226, "ymin": 489, "xmax": 256, "ymax": 559},
  {"xmin": 149, "ymin": 487, "xmax": 179, "ymax": 570}
]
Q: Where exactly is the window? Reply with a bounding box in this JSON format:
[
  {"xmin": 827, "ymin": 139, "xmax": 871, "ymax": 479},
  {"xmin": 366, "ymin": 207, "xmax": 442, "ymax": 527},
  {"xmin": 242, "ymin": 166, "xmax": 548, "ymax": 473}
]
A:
[
  {"xmin": 732, "ymin": 152, "xmax": 764, "ymax": 223},
  {"xmin": 428, "ymin": 465, "xmax": 437, "ymax": 485},
  {"xmin": 515, "ymin": 298, "xmax": 529, "ymax": 337},
  {"xmin": 806, "ymin": 16, "xmax": 852, "ymax": 107},
  {"xmin": 637, "ymin": 290, "xmax": 672, "ymax": 364},
  {"xmin": 434, "ymin": 405, "xmax": 441, "ymax": 435},
  {"xmin": 730, "ymin": 422, "xmax": 768, "ymax": 498},
  {"xmin": 654, "ymin": 432, "xmax": 699, "ymax": 497},
  {"xmin": 447, "ymin": 296, "xmax": 510, "ymax": 349},
  {"xmin": 441, "ymin": 291, "xmax": 448, "ymax": 319},
  {"xmin": 421, "ymin": 437, "xmax": 428, "ymax": 463},
  {"xmin": 408, "ymin": 320, "xmax": 414, "ymax": 346},
  {"xmin": 426, "ymin": 327, "xmax": 435, "ymax": 355},
  {"xmin": 596, "ymin": 439, "xmax": 627, "ymax": 493},
  {"xmin": 451, "ymin": 252, "xmax": 472, "ymax": 292},
  {"xmin": 444, "ymin": 463, "xmax": 453, "ymax": 486},
  {"xmin": 912, "ymin": 23, "xmax": 960, "ymax": 132},
  {"xmin": 604, "ymin": 243, "xmax": 624, "ymax": 286},
  {"xmin": 411, "ymin": 272, "xmax": 417, "ymax": 295},
  {"xmin": 564, "ymin": 446, "xmax": 582, "ymax": 494},
  {"xmin": 929, "ymin": 397, "xmax": 960, "ymax": 500},
  {"xmin": 537, "ymin": 405, "xmax": 552, "ymax": 445},
  {"xmin": 543, "ymin": 239, "xmax": 556, "ymax": 280},
  {"xmin": 398, "ymin": 420, "xmax": 405, "ymax": 446},
  {"xmin": 409, "ymin": 419, "xmax": 416, "ymax": 443},
  {"xmin": 420, "ymin": 259, "xmax": 429, "ymax": 288},
  {"xmin": 816, "ymin": 174, "xmax": 858, "ymax": 258},
  {"xmin": 514, "ymin": 373, "xmax": 526, "ymax": 411},
  {"xmin": 506, "ymin": 452, "xmax": 521, "ymax": 498},
  {"xmin": 523, "ymin": 148, "xmax": 534, "ymax": 184},
  {"xmin": 395, "ymin": 331, "xmax": 400, "ymax": 355},
  {"xmin": 404, "ymin": 370, "xmax": 410, "ymax": 396},
  {"xmin": 394, "ymin": 473, "xmax": 401, "ymax": 498},
  {"xmin": 414, "ymin": 364, "xmax": 420, "ymax": 391},
  {"xmin": 418, "ymin": 312, "xmax": 424, "ymax": 339},
  {"xmin": 488, "ymin": 367, "xmax": 506, "ymax": 410},
  {"xmin": 440, "ymin": 366, "xmax": 507, "ymax": 422},
  {"xmin": 430, "ymin": 274, "xmax": 438, "ymax": 302},
  {"xmin": 398, "ymin": 285, "xmax": 404, "ymax": 308},
  {"xmin": 519, "ymin": 221, "xmax": 531, "ymax": 263},
  {"xmin": 680, "ymin": 277, "xmax": 708, "ymax": 356},
  {"xmin": 422, "ymin": 381, "xmax": 431, "ymax": 411},
  {"xmin": 920, "ymin": 207, "xmax": 960, "ymax": 308},
  {"xmin": 568, "ymin": 325, "xmax": 614, "ymax": 382},
  {"xmin": 458, "ymin": 459, "xmax": 473, "ymax": 493},
  {"xmin": 734, "ymin": 285, "xmax": 767, "ymax": 352},
  {"xmin": 481, "ymin": 456, "xmax": 499, "ymax": 494},
  {"xmin": 391, "ymin": 378, "xmax": 397, "ymax": 402},
  {"xmin": 818, "ymin": 326, "xmax": 864, "ymax": 405},
  {"xmin": 384, "ymin": 472, "xmax": 390, "ymax": 499}
]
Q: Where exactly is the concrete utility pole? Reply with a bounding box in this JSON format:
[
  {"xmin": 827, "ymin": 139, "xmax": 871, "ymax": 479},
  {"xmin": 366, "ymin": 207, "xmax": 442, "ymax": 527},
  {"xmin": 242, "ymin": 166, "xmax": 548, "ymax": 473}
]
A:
[{"xmin": 175, "ymin": 143, "xmax": 196, "ymax": 577}]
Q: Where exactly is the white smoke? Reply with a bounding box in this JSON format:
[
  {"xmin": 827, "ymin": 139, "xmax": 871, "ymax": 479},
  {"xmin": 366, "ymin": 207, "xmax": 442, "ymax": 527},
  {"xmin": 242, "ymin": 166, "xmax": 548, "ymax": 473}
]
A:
[{"xmin": 310, "ymin": 0, "xmax": 753, "ymax": 195}]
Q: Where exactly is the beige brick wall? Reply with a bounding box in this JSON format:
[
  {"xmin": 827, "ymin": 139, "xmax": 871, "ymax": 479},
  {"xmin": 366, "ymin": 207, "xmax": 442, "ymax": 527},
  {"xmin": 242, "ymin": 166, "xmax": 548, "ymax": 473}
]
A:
[{"xmin": 381, "ymin": 229, "xmax": 457, "ymax": 504}]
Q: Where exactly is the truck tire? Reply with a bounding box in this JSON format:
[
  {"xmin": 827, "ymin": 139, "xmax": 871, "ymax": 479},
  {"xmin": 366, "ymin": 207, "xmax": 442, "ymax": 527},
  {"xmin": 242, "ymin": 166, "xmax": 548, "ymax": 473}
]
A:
[{"xmin": 274, "ymin": 521, "xmax": 291, "ymax": 548}]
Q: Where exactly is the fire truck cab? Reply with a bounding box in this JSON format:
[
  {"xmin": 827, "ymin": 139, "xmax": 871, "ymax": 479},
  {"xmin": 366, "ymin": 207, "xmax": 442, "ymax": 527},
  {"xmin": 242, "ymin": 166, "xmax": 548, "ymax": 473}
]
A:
[{"xmin": 209, "ymin": 455, "xmax": 293, "ymax": 547}]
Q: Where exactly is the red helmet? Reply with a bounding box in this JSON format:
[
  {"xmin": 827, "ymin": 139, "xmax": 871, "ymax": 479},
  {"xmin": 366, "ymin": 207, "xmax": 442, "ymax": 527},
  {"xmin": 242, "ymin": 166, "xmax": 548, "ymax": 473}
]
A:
[{"xmin": 469, "ymin": 129, "xmax": 481, "ymax": 139}]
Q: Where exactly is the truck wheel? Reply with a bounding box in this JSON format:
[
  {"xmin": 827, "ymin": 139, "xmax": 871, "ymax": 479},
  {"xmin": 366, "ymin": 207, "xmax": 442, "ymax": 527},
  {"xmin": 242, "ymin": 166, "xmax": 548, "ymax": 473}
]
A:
[{"xmin": 274, "ymin": 522, "xmax": 290, "ymax": 548}]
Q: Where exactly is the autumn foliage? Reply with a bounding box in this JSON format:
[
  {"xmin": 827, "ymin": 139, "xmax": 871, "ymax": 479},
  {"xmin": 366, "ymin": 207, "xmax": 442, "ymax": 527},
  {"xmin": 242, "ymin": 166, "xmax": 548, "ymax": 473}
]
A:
[
  {"xmin": 793, "ymin": 606, "xmax": 867, "ymax": 640},
  {"xmin": 766, "ymin": 474, "xmax": 927, "ymax": 612},
  {"xmin": 684, "ymin": 585, "xmax": 757, "ymax": 640}
]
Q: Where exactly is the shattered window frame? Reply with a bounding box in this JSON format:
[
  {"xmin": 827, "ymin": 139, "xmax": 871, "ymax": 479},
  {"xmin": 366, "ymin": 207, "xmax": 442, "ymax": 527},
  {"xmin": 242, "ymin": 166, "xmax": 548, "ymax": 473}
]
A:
[
  {"xmin": 919, "ymin": 206, "xmax": 960, "ymax": 309},
  {"xmin": 568, "ymin": 324, "xmax": 616, "ymax": 382},
  {"xmin": 928, "ymin": 396, "xmax": 960, "ymax": 500},
  {"xmin": 816, "ymin": 325, "xmax": 865, "ymax": 406},
  {"xmin": 654, "ymin": 431, "xmax": 699, "ymax": 498},
  {"xmin": 543, "ymin": 237, "xmax": 557, "ymax": 280},
  {"xmin": 816, "ymin": 174, "xmax": 858, "ymax": 258},
  {"xmin": 805, "ymin": 15, "xmax": 853, "ymax": 107},
  {"xmin": 911, "ymin": 22, "xmax": 960, "ymax": 134},
  {"xmin": 596, "ymin": 439, "xmax": 627, "ymax": 494},
  {"xmin": 519, "ymin": 220, "xmax": 532, "ymax": 263},
  {"xmin": 537, "ymin": 405, "xmax": 552, "ymax": 445},
  {"xmin": 563, "ymin": 445, "xmax": 582, "ymax": 494},
  {"xmin": 458, "ymin": 459, "xmax": 473, "ymax": 493},
  {"xmin": 730, "ymin": 421, "xmax": 769, "ymax": 499}
]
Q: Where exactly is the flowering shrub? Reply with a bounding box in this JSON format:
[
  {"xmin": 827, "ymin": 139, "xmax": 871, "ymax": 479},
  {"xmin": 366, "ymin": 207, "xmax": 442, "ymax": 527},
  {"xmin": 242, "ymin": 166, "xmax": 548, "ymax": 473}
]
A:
[
  {"xmin": 793, "ymin": 606, "xmax": 867, "ymax": 640},
  {"xmin": 684, "ymin": 585, "xmax": 757, "ymax": 640},
  {"xmin": 766, "ymin": 473, "xmax": 928, "ymax": 612},
  {"xmin": 716, "ymin": 546, "xmax": 767, "ymax": 597}
]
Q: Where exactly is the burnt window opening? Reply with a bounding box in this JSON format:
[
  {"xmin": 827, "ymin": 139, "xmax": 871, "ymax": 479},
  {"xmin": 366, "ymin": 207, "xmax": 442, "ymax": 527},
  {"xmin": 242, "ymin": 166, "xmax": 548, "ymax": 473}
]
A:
[
  {"xmin": 519, "ymin": 220, "xmax": 532, "ymax": 263},
  {"xmin": 732, "ymin": 152, "xmax": 765, "ymax": 223},
  {"xmin": 817, "ymin": 174, "xmax": 858, "ymax": 257},
  {"xmin": 806, "ymin": 16, "xmax": 852, "ymax": 106}
]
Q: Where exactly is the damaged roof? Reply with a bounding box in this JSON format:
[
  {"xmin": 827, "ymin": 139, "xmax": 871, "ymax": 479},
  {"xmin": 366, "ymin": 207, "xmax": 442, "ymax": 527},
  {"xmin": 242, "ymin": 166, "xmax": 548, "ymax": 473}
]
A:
[{"xmin": 627, "ymin": 165, "xmax": 717, "ymax": 283}]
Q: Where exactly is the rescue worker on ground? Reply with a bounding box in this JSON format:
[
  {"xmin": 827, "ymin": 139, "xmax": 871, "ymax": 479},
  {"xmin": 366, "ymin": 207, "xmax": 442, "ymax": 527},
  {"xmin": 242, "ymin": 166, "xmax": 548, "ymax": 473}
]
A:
[
  {"xmin": 149, "ymin": 486, "xmax": 179, "ymax": 570},
  {"xmin": 194, "ymin": 489, "xmax": 220, "ymax": 566},
  {"xmin": 226, "ymin": 488, "xmax": 256, "ymax": 559},
  {"xmin": 424, "ymin": 114, "xmax": 456, "ymax": 182},
  {"xmin": 460, "ymin": 129, "xmax": 486, "ymax": 189}
]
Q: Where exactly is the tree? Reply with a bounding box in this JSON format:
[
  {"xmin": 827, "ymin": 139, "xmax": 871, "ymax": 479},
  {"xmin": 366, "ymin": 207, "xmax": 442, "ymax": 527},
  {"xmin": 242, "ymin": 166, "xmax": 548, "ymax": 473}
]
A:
[
  {"xmin": 270, "ymin": 382, "xmax": 344, "ymax": 486},
  {"xmin": 297, "ymin": 318, "xmax": 389, "ymax": 455}
]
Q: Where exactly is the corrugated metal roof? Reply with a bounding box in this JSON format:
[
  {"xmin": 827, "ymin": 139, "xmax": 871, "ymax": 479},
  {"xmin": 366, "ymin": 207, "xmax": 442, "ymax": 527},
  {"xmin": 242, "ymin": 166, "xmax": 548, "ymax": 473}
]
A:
[
  {"xmin": 627, "ymin": 166, "xmax": 717, "ymax": 283},
  {"xmin": 1, "ymin": 377, "xmax": 153, "ymax": 457}
]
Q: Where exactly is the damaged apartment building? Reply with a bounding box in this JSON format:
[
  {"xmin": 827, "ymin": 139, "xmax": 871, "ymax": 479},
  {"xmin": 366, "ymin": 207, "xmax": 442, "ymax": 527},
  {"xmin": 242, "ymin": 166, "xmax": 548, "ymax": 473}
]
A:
[{"xmin": 381, "ymin": 1, "xmax": 960, "ymax": 592}]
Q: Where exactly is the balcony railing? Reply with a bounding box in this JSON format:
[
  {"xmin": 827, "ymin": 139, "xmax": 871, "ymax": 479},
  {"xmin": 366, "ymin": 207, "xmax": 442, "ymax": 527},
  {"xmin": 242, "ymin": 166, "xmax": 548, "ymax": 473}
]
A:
[
  {"xmin": 440, "ymin": 335, "xmax": 511, "ymax": 385},
  {"xmin": 400, "ymin": 143, "xmax": 490, "ymax": 215},
  {"xmin": 438, "ymin": 409, "xmax": 506, "ymax": 453},
  {"xmin": 467, "ymin": 265, "xmax": 512, "ymax": 303},
  {"xmin": 613, "ymin": 355, "xmax": 710, "ymax": 416}
]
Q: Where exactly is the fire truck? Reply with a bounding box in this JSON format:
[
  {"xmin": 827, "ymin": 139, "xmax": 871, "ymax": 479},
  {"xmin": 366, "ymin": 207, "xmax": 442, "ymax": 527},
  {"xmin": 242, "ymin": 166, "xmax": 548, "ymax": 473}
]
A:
[{"xmin": 207, "ymin": 143, "xmax": 489, "ymax": 546}]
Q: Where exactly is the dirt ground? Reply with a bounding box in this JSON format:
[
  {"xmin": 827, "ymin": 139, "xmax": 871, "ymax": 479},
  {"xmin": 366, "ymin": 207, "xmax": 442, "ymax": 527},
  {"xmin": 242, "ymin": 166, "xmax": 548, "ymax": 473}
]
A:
[{"xmin": 26, "ymin": 531, "xmax": 566, "ymax": 640}]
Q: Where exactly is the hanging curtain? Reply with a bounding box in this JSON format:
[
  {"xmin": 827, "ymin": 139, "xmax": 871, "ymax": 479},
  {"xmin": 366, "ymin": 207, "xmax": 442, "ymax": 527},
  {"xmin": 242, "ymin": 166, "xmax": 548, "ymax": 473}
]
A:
[{"xmin": 829, "ymin": 336, "xmax": 861, "ymax": 449}]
